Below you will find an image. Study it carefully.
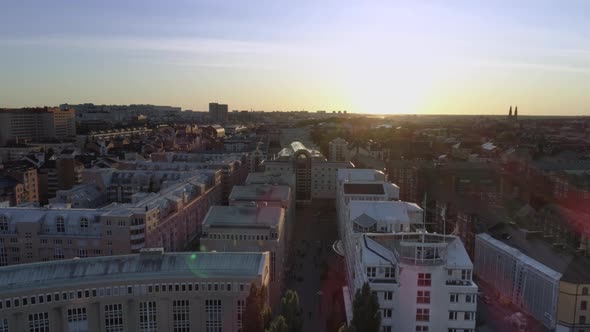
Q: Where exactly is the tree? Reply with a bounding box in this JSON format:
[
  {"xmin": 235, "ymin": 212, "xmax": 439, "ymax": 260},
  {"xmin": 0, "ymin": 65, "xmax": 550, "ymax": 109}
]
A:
[
  {"xmin": 243, "ymin": 283, "xmax": 271, "ymax": 332},
  {"xmin": 349, "ymin": 283, "xmax": 381, "ymax": 332},
  {"xmin": 338, "ymin": 324, "xmax": 357, "ymax": 332},
  {"xmin": 280, "ymin": 290, "xmax": 303, "ymax": 332},
  {"xmin": 266, "ymin": 315, "xmax": 289, "ymax": 332}
]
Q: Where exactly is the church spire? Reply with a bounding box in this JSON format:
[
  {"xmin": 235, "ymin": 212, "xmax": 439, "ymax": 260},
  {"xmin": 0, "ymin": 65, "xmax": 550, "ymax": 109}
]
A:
[
  {"xmin": 509, "ymin": 106, "xmax": 513, "ymax": 117},
  {"xmin": 514, "ymin": 106, "xmax": 518, "ymax": 119}
]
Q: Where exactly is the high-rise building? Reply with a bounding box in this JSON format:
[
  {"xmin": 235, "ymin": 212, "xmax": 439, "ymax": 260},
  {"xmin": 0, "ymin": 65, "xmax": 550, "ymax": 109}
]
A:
[
  {"xmin": 209, "ymin": 103, "xmax": 229, "ymax": 124},
  {"xmin": 0, "ymin": 107, "xmax": 76, "ymax": 146},
  {"xmin": 329, "ymin": 137, "xmax": 349, "ymax": 161},
  {"xmin": 0, "ymin": 249, "xmax": 270, "ymax": 332}
]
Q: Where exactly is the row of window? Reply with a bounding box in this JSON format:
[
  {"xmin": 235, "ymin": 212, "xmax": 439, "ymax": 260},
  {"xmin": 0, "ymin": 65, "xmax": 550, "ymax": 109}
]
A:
[
  {"xmin": 448, "ymin": 311, "xmax": 475, "ymax": 321},
  {"xmin": 366, "ymin": 266, "xmax": 395, "ymax": 279},
  {"xmin": 206, "ymin": 233, "xmax": 272, "ymax": 241},
  {"xmin": 4, "ymin": 299, "xmax": 220, "ymax": 332},
  {"xmin": 447, "ymin": 269, "xmax": 472, "ymax": 281},
  {"xmin": 449, "ymin": 293, "xmax": 476, "ymax": 304},
  {"xmin": 0, "ymin": 282, "xmax": 250, "ymax": 310}
]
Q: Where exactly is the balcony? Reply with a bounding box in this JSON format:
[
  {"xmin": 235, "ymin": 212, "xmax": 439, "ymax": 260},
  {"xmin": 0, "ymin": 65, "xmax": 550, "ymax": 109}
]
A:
[
  {"xmin": 370, "ymin": 278, "xmax": 397, "ymax": 284},
  {"xmin": 130, "ymin": 233, "xmax": 145, "ymax": 241},
  {"xmin": 446, "ymin": 279, "xmax": 474, "ymax": 286}
]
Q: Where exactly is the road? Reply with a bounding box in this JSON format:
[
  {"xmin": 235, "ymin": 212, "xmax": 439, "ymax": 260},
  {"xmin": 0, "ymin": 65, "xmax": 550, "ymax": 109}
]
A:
[{"xmin": 285, "ymin": 200, "xmax": 346, "ymax": 332}]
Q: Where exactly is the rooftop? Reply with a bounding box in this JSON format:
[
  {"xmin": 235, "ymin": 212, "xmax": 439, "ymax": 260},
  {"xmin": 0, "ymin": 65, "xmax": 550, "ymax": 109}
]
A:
[
  {"xmin": 343, "ymin": 183, "xmax": 385, "ymax": 195},
  {"xmin": 477, "ymin": 233, "xmax": 564, "ymax": 280},
  {"xmin": 203, "ymin": 205, "xmax": 284, "ymax": 228},
  {"xmin": 229, "ymin": 184, "xmax": 291, "ymax": 202},
  {"xmin": 483, "ymin": 222, "xmax": 590, "ymax": 282},
  {"xmin": 365, "ymin": 232, "xmax": 473, "ymax": 268},
  {"xmin": 337, "ymin": 168, "xmax": 386, "ymax": 182},
  {"xmin": 245, "ymin": 172, "xmax": 294, "ymax": 186},
  {"xmin": 0, "ymin": 250, "xmax": 267, "ymax": 293},
  {"xmin": 348, "ymin": 201, "xmax": 423, "ymax": 225}
]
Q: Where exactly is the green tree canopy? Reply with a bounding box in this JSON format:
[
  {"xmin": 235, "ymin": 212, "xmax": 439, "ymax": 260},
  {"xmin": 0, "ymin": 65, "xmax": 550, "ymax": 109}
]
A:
[
  {"xmin": 243, "ymin": 283, "xmax": 271, "ymax": 332},
  {"xmin": 280, "ymin": 289, "xmax": 303, "ymax": 332},
  {"xmin": 266, "ymin": 315, "xmax": 289, "ymax": 332},
  {"xmin": 350, "ymin": 283, "xmax": 381, "ymax": 332}
]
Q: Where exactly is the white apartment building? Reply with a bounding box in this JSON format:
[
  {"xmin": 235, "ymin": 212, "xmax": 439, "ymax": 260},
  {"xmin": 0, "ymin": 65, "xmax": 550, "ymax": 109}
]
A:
[
  {"xmin": 475, "ymin": 233, "xmax": 563, "ymax": 330},
  {"xmin": 336, "ymin": 168, "xmax": 477, "ymax": 332},
  {"xmin": 336, "ymin": 169, "xmax": 400, "ymax": 207},
  {"xmin": 329, "ymin": 137, "xmax": 349, "ymax": 161},
  {"xmin": 349, "ymin": 232, "xmax": 478, "ymax": 332},
  {"xmin": 0, "ymin": 249, "xmax": 269, "ymax": 332}
]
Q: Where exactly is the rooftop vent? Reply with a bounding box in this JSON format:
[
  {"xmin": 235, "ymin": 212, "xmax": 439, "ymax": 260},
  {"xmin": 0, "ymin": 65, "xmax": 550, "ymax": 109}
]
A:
[{"xmin": 140, "ymin": 248, "xmax": 164, "ymax": 256}]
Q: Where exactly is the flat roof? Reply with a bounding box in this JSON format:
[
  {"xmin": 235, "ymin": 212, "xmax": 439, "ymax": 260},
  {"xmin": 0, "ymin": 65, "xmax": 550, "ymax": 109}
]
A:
[
  {"xmin": 348, "ymin": 201, "xmax": 423, "ymax": 224},
  {"xmin": 203, "ymin": 205, "xmax": 284, "ymax": 228},
  {"xmin": 229, "ymin": 184, "xmax": 290, "ymax": 202},
  {"xmin": 0, "ymin": 251, "xmax": 267, "ymax": 293},
  {"xmin": 245, "ymin": 172, "xmax": 294, "ymax": 185},
  {"xmin": 337, "ymin": 168, "xmax": 385, "ymax": 182},
  {"xmin": 477, "ymin": 233, "xmax": 563, "ymax": 280},
  {"xmin": 367, "ymin": 233, "xmax": 473, "ymax": 268}
]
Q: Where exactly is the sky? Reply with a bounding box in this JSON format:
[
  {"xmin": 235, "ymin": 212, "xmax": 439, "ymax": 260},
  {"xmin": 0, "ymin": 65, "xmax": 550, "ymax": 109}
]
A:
[{"xmin": 0, "ymin": 0, "xmax": 589, "ymax": 115}]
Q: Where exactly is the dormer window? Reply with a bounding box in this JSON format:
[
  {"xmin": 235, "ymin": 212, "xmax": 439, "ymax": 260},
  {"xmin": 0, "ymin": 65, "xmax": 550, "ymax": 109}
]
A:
[
  {"xmin": 56, "ymin": 217, "xmax": 65, "ymax": 233},
  {"xmin": 0, "ymin": 215, "xmax": 8, "ymax": 232}
]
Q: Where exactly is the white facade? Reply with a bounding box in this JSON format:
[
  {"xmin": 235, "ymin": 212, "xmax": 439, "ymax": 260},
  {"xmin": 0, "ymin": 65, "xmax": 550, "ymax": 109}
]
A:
[
  {"xmin": 337, "ymin": 168, "xmax": 477, "ymax": 332},
  {"xmin": 475, "ymin": 233, "xmax": 562, "ymax": 330},
  {"xmin": 349, "ymin": 233, "xmax": 478, "ymax": 332},
  {"xmin": 329, "ymin": 137, "xmax": 349, "ymax": 161}
]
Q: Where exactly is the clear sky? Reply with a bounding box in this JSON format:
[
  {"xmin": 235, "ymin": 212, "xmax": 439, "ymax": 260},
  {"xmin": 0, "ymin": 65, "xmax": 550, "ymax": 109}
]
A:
[{"xmin": 1, "ymin": 0, "xmax": 589, "ymax": 115}]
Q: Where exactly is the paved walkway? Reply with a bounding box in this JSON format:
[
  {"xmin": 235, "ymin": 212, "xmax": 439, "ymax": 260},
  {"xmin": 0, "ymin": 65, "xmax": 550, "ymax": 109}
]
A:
[{"xmin": 285, "ymin": 200, "xmax": 346, "ymax": 332}]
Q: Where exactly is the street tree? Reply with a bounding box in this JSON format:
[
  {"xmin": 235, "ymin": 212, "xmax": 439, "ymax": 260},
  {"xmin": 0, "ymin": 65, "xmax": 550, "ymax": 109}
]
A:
[
  {"xmin": 243, "ymin": 283, "xmax": 271, "ymax": 332},
  {"xmin": 350, "ymin": 283, "xmax": 381, "ymax": 332},
  {"xmin": 266, "ymin": 315, "xmax": 289, "ymax": 332},
  {"xmin": 280, "ymin": 290, "xmax": 303, "ymax": 332}
]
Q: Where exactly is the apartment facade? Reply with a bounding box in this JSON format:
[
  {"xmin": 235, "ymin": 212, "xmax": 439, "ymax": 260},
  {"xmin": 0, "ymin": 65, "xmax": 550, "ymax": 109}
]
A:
[
  {"xmin": 336, "ymin": 168, "xmax": 477, "ymax": 332},
  {"xmin": 0, "ymin": 171, "xmax": 222, "ymax": 266},
  {"xmin": 329, "ymin": 137, "xmax": 349, "ymax": 161},
  {"xmin": 558, "ymin": 262, "xmax": 590, "ymax": 332},
  {"xmin": 229, "ymin": 184, "xmax": 294, "ymax": 248},
  {"xmin": 474, "ymin": 233, "xmax": 561, "ymax": 329},
  {"xmin": 1, "ymin": 161, "xmax": 39, "ymax": 204},
  {"xmin": 349, "ymin": 233, "xmax": 478, "ymax": 332},
  {"xmin": 263, "ymin": 141, "xmax": 353, "ymax": 201},
  {"xmin": 476, "ymin": 232, "xmax": 590, "ymax": 331},
  {"xmin": 199, "ymin": 205, "xmax": 286, "ymax": 308},
  {"xmin": 0, "ymin": 249, "xmax": 270, "ymax": 332},
  {"xmin": 0, "ymin": 107, "xmax": 75, "ymax": 146}
]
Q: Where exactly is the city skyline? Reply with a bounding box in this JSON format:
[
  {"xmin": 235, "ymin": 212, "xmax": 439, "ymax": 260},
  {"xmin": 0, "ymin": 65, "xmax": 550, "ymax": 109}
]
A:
[{"xmin": 1, "ymin": 1, "xmax": 590, "ymax": 115}]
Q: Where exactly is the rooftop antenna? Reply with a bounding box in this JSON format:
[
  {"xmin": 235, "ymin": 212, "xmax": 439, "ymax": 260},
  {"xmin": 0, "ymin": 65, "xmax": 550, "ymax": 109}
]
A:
[
  {"xmin": 422, "ymin": 192, "xmax": 427, "ymax": 243},
  {"xmin": 441, "ymin": 205, "xmax": 447, "ymax": 242}
]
